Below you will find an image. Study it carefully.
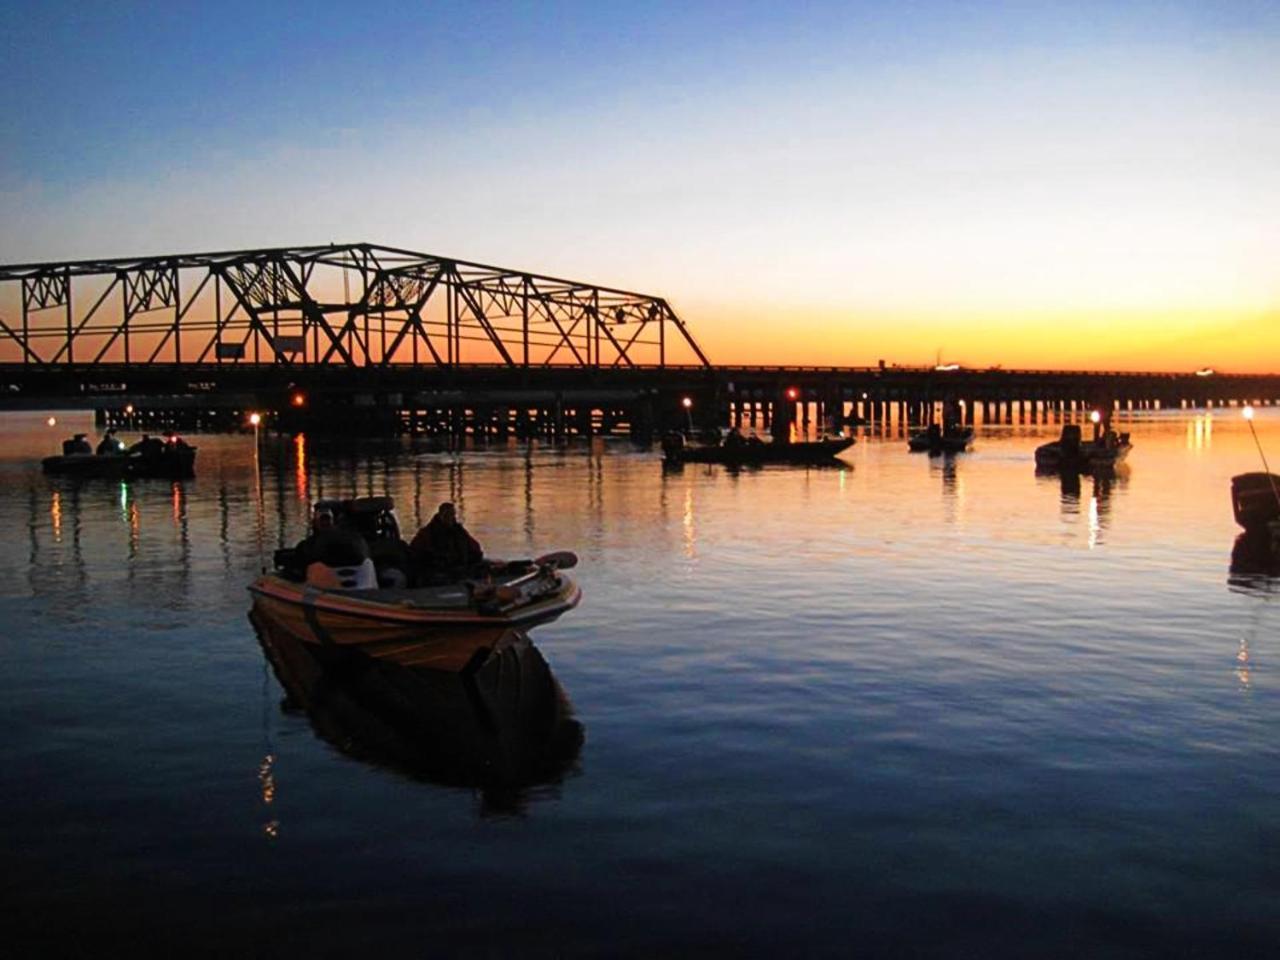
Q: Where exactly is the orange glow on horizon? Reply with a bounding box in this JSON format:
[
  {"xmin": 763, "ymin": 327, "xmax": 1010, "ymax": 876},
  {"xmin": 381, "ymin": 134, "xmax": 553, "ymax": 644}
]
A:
[{"xmin": 680, "ymin": 302, "xmax": 1280, "ymax": 374}]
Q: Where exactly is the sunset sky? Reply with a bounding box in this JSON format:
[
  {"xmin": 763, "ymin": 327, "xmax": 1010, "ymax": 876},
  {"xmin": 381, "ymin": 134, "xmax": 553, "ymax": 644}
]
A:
[{"xmin": 2, "ymin": 1, "xmax": 1277, "ymax": 371}]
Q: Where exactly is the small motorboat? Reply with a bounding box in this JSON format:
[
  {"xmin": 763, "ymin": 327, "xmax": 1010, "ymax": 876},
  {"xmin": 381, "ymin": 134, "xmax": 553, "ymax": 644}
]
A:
[
  {"xmin": 661, "ymin": 433, "xmax": 854, "ymax": 465},
  {"xmin": 248, "ymin": 496, "xmax": 581, "ymax": 670},
  {"xmin": 42, "ymin": 439, "xmax": 197, "ymax": 479},
  {"xmin": 908, "ymin": 423, "xmax": 974, "ymax": 453},
  {"xmin": 1231, "ymin": 473, "xmax": 1280, "ymax": 533},
  {"xmin": 1034, "ymin": 423, "xmax": 1130, "ymax": 471}
]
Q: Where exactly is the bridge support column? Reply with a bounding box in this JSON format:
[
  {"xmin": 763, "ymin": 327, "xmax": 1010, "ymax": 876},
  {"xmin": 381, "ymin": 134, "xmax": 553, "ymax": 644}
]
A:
[{"xmin": 771, "ymin": 390, "xmax": 794, "ymax": 443}]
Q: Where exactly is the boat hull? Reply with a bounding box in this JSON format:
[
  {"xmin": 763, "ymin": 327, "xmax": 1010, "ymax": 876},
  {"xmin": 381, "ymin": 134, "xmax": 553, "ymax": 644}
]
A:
[
  {"xmin": 42, "ymin": 448, "xmax": 197, "ymax": 479},
  {"xmin": 667, "ymin": 437, "xmax": 854, "ymax": 465},
  {"xmin": 248, "ymin": 572, "xmax": 581, "ymax": 671},
  {"xmin": 1034, "ymin": 441, "xmax": 1130, "ymax": 471},
  {"xmin": 908, "ymin": 430, "xmax": 973, "ymax": 453}
]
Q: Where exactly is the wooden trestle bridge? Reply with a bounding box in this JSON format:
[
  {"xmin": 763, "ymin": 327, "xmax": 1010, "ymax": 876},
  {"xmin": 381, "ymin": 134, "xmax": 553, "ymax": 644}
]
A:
[{"xmin": 1, "ymin": 242, "xmax": 1277, "ymax": 438}]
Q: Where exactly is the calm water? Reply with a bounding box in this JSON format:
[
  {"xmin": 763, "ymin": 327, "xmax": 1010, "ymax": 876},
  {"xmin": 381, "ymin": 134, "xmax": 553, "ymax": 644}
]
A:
[{"xmin": 1, "ymin": 410, "xmax": 1277, "ymax": 956}]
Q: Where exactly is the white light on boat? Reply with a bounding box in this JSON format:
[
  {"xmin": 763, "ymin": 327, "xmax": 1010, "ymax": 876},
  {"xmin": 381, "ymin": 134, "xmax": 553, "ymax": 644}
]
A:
[
  {"xmin": 1090, "ymin": 411, "xmax": 1101, "ymax": 424},
  {"xmin": 681, "ymin": 397, "xmax": 692, "ymax": 409},
  {"xmin": 1243, "ymin": 405, "xmax": 1255, "ymax": 421}
]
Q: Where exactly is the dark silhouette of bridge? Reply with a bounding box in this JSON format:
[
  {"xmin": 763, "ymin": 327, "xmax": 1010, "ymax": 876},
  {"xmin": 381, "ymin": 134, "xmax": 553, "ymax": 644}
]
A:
[{"xmin": 2, "ymin": 243, "xmax": 1277, "ymax": 437}]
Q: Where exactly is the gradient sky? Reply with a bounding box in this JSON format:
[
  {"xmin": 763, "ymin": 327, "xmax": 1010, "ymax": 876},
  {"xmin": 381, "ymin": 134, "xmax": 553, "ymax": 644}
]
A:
[{"xmin": 2, "ymin": 1, "xmax": 1278, "ymax": 371}]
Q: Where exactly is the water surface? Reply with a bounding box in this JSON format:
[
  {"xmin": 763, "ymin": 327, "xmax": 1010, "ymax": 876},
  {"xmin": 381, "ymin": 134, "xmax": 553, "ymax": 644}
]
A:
[{"xmin": 1, "ymin": 410, "xmax": 1276, "ymax": 956}]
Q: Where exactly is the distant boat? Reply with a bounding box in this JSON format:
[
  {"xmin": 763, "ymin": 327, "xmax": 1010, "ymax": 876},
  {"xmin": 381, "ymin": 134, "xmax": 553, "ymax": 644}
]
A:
[
  {"xmin": 1034, "ymin": 423, "xmax": 1129, "ymax": 471},
  {"xmin": 661, "ymin": 434, "xmax": 854, "ymax": 466},
  {"xmin": 42, "ymin": 442, "xmax": 197, "ymax": 479},
  {"xmin": 1230, "ymin": 472, "xmax": 1280, "ymax": 533},
  {"xmin": 908, "ymin": 423, "xmax": 973, "ymax": 453}
]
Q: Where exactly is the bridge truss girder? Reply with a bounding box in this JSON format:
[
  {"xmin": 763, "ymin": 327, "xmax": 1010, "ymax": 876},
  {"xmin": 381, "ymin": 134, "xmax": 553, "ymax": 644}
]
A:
[{"xmin": 0, "ymin": 242, "xmax": 710, "ymax": 372}]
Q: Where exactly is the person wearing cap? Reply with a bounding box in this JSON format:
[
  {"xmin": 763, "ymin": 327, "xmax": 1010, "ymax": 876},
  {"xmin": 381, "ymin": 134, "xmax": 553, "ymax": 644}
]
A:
[{"xmin": 409, "ymin": 501, "xmax": 484, "ymax": 582}]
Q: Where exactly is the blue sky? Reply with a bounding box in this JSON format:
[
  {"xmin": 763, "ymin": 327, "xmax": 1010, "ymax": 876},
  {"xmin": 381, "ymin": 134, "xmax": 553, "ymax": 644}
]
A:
[{"xmin": 2, "ymin": 1, "xmax": 1278, "ymax": 368}]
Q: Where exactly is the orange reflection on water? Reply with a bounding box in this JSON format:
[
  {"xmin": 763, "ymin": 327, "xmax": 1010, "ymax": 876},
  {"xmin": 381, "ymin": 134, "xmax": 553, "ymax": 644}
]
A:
[
  {"xmin": 259, "ymin": 752, "xmax": 279, "ymax": 840},
  {"xmin": 50, "ymin": 491, "xmax": 62, "ymax": 542},
  {"xmin": 129, "ymin": 500, "xmax": 140, "ymax": 553},
  {"xmin": 1236, "ymin": 638, "xmax": 1251, "ymax": 689},
  {"xmin": 171, "ymin": 482, "xmax": 185, "ymax": 525},
  {"xmin": 683, "ymin": 485, "xmax": 697, "ymax": 559},
  {"xmin": 294, "ymin": 433, "xmax": 308, "ymax": 502},
  {"xmin": 1186, "ymin": 414, "xmax": 1212, "ymax": 451}
]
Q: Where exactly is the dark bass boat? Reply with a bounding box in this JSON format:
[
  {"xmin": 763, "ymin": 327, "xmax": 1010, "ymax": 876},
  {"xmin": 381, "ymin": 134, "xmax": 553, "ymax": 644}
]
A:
[
  {"xmin": 662, "ymin": 432, "xmax": 854, "ymax": 465},
  {"xmin": 42, "ymin": 434, "xmax": 197, "ymax": 479},
  {"xmin": 908, "ymin": 423, "xmax": 974, "ymax": 453},
  {"xmin": 1034, "ymin": 422, "xmax": 1130, "ymax": 471},
  {"xmin": 248, "ymin": 496, "xmax": 581, "ymax": 671}
]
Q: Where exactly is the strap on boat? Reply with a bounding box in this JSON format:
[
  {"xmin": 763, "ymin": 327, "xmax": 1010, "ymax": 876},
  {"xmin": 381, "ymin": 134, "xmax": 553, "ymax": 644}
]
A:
[{"xmin": 301, "ymin": 586, "xmax": 337, "ymax": 646}]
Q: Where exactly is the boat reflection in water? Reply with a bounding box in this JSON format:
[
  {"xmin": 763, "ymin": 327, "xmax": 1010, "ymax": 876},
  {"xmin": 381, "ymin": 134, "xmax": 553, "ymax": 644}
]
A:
[
  {"xmin": 1039, "ymin": 463, "xmax": 1127, "ymax": 540},
  {"xmin": 1228, "ymin": 530, "xmax": 1280, "ymax": 595},
  {"xmin": 251, "ymin": 612, "xmax": 584, "ymax": 815}
]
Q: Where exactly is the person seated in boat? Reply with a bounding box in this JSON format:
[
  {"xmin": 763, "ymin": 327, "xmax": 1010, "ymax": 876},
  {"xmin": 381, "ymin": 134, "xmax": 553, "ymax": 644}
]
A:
[
  {"xmin": 128, "ymin": 434, "xmax": 166, "ymax": 458},
  {"xmin": 409, "ymin": 501, "xmax": 485, "ymax": 582},
  {"xmin": 62, "ymin": 433, "xmax": 93, "ymax": 455},
  {"xmin": 292, "ymin": 506, "xmax": 374, "ymax": 586},
  {"xmin": 723, "ymin": 427, "xmax": 745, "ymax": 450},
  {"xmin": 96, "ymin": 429, "xmax": 123, "ymax": 456}
]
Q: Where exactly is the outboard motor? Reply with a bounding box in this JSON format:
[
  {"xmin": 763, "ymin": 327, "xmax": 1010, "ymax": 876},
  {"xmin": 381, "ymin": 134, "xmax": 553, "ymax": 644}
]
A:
[{"xmin": 661, "ymin": 431, "xmax": 685, "ymax": 461}]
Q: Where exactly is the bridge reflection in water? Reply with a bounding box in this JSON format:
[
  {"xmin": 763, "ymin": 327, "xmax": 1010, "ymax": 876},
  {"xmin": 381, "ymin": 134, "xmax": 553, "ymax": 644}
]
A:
[{"xmin": 252, "ymin": 612, "xmax": 583, "ymax": 817}]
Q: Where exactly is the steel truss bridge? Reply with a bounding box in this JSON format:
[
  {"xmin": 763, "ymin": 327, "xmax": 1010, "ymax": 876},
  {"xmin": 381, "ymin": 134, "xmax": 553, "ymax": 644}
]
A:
[
  {"xmin": 0, "ymin": 242, "xmax": 708, "ymax": 376},
  {"xmin": 1, "ymin": 243, "xmax": 1278, "ymax": 437}
]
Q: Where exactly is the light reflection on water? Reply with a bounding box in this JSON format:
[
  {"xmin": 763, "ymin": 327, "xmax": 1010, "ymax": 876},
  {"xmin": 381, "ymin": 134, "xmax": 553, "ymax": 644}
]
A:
[{"xmin": 0, "ymin": 409, "xmax": 1278, "ymax": 954}]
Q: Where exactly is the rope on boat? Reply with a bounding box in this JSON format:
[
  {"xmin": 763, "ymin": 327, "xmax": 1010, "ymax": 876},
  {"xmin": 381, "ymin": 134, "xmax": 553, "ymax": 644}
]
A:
[{"xmin": 1245, "ymin": 414, "xmax": 1280, "ymax": 514}]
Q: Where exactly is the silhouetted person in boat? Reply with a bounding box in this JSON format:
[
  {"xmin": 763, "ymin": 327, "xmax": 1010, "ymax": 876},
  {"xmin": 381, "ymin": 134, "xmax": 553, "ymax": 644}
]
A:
[
  {"xmin": 292, "ymin": 506, "xmax": 371, "ymax": 576},
  {"xmin": 129, "ymin": 434, "xmax": 166, "ymax": 457},
  {"xmin": 96, "ymin": 429, "xmax": 123, "ymax": 456},
  {"xmin": 724, "ymin": 427, "xmax": 745, "ymax": 450},
  {"xmin": 62, "ymin": 434, "xmax": 92, "ymax": 455},
  {"xmin": 410, "ymin": 501, "xmax": 484, "ymax": 581}
]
